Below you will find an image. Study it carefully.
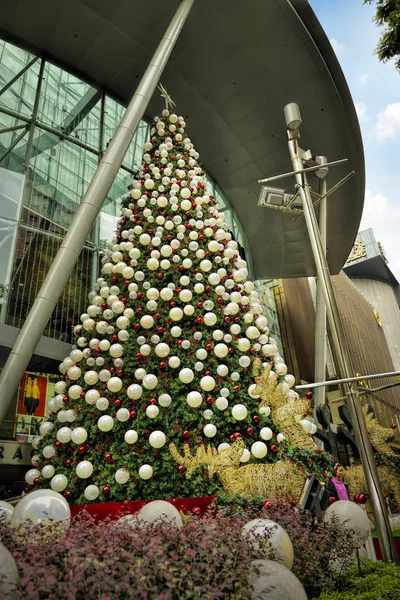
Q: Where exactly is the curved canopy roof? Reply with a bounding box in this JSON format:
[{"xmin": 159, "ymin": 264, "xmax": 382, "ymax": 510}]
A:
[{"xmin": 0, "ymin": 0, "xmax": 365, "ymax": 279}]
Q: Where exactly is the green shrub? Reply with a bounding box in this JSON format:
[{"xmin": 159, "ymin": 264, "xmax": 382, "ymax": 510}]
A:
[{"xmin": 316, "ymin": 560, "xmax": 400, "ymax": 600}]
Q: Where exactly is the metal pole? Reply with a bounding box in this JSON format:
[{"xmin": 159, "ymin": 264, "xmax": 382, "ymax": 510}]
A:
[
  {"xmin": 313, "ymin": 174, "xmax": 327, "ymax": 438},
  {"xmin": 0, "ymin": 56, "xmax": 39, "ymax": 97},
  {"xmin": 0, "ymin": 128, "xmax": 28, "ymax": 163},
  {"xmin": 0, "ymin": 0, "xmax": 195, "ymax": 419},
  {"xmin": 24, "ymin": 58, "xmax": 46, "ymax": 172},
  {"xmin": 296, "ymin": 370, "xmax": 400, "ymax": 389},
  {"xmin": 287, "ymin": 128, "xmax": 398, "ymax": 564}
]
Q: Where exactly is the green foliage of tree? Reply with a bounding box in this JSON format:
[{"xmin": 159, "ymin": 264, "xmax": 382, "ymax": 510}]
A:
[{"xmin": 365, "ymin": 0, "xmax": 400, "ymax": 71}]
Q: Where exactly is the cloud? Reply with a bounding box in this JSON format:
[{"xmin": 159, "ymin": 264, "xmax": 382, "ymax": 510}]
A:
[
  {"xmin": 376, "ymin": 103, "xmax": 400, "ymax": 139},
  {"xmin": 330, "ymin": 38, "xmax": 346, "ymax": 55},
  {"xmin": 355, "ymin": 101, "xmax": 368, "ymax": 122},
  {"xmin": 360, "ymin": 189, "xmax": 400, "ymax": 281},
  {"xmin": 358, "ymin": 73, "xmax": 370, "ymax": 86}
]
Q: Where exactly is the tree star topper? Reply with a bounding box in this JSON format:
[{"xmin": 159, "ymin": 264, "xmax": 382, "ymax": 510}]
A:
[{"xmin": 158, "ymin": 83, "xmax": 176, "ymax": 111}]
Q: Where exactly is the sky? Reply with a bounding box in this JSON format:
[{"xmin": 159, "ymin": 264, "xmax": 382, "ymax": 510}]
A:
[{"xmin": 309, "ymin": 0, "xmax": 400, "ymax": 280}]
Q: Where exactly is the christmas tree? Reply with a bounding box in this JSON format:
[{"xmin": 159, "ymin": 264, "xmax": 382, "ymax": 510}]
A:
[{"xmin": 28, "ymin": 108, "xmax": 335, "ymax": 505}]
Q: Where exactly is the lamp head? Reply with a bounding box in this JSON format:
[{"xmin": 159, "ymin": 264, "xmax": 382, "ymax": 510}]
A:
[{"xmin": 284, "ymin": 103, "xmax": 302, "ymax": 131}]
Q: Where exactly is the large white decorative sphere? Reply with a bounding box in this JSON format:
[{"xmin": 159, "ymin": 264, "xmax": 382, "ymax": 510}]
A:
[
  {"xmin": 214, "ymin": 343, "xmax": 228, "ymax": 358},
  {"xmin": 187, "ymin": 391, "xmax": 203, "ymax": 408},
  {"xmin": 155, "ymin": 343, "xmax": 170, "ymax": 357},
  {"xmin": 84, "ymin": 485, "xmax": 100, "ymax": 501},
  {"xmin": 243, "ymin": 519, "xmax": 294, "ymax": 569},
  {"xmin": 76, "ymin": 461, "xmax": 93, "ymax": 479},
  {"xmin": 240, "ymin": 449, "xmax": 251, "ymax": 462},
  {"xmin": 11, "ymin": 489, "xmax": 71, "ymax": 527},
  {"xmin": 68, "ymin": 384, "xmax": 82, "ymax": 399},
  {"xmin": 96, "ymin": 397, "xmax": 109, "ymax": 411},
  {"xmin": 124, "ymin": 430, "xmax": 138, "ymax": 444},
  {"xmin": 275, "ymin": 363, "xmax": 288, "ymax": 376},
  {"xmin": 217, "ymin": 364, "xmax": 229, "ymax": 377},
  {"xmin": 200, "ymin": 376, "xmax": 216, "ymax": 391},
  {"xmin": 42, "ymin": 445, "xmax": 56, "ymax": 459},
  {"xmin": 215, "ymin": 396, "xmax": 228, "ymax": 410},
  {"xmin": 143, "ymin": 374, "xmax": 158, "ymax": 389},
  {"xmin": 39, "ymin": 421, "xmax": 54, "ymax": 435},
  {"xmin": 149, "ymin": 431, "xmax": 166, "ymax": 448},
  {"xmin": 139, "ymin": 464, "xmax": 153, "ymax": 480},
  {"xmin": 247, "ymin": 560, "xmax": 307, "ymax": 600},
  {"xmin": 169, "ymin": 307, "xmax": 183, "ymax": 321},
  {"xmin": 203, "ymin": 312, "xmax": 217, "ymax": 326},
  {"xmin": 259, "ymin": 406, "xmax": 271, "ymax": 417},
  {"xmin": 0, "ymin": 500, "xmax": 14, "ymax": 523},
  {"xmin": 262, "ymin": 344, "xmax": 279, "ymax": 357},
  {"xmin": 324, "ymin": 501, "xmax": 371, "ymax": 548},
  {"xmin": 231, "ymin": 404, "xmax": 248, "ymax": 420},
  {"xmin": 25, "ymin": 469, "xmax": 40, "ymax": 484},
  {"xmin": 276, "ymin": 433, "xmax": 286, "ymax": 443},
  {"xmin": 248, "ymin": 384, "xmax": 260, "ymax": 399},
  {"xmin": 71, "ymin": 427, "xmax": 88, "ymax": 444},
  {"xmin": 85, "ymin": 389, "xmax": 100, "ymax": 405},
  {"xmin": 42, "ymin": 465, "xmax": 55, "ymax": 479},
  {"xmin": 160, "ymin": 287, "xmax": 173, "ymax": 300},
  {"xmin": 284, "ymin": 374, "xmax": 295, "ymax": 388},
  {"xmin": 158, "ymin": 394, "xmax": 171, "ymax": 407},
  {"xmin": 146, "ymin": 405, "xmax": 159, "ymax": 419},
  {"xmin": 55, "ymin": 381, "xmax": 66, "ymax": 394},
  {"xmin": 251, "ymin": 441, "xmax": 268, "ymax": 458},
  {"xmin": 50, "ymin": 474, "xmax": 68, "ymax": 492},
  {"xmin": 127, "ymin": 384, "xmax": 143, "ymax": 399},
  {"xmin": 116, "ymin": 408, "xmax": 130, "ymax": 422},
  {"xmin": 138, "ymin": 500, "xmax": 183, "ymax": 528},
  {"xmin": 109, "ymin": 344, "xmax": 123, "ymax": 358},
  {"xmin": 179, "ymin": 368, "xmax": 194, "ymax": 384},
  {"xmin": 204, "ymin": 424, "xmax": 217, "ymax": 437},
  {"xmin": 299, "ymin": 419, "xmax": 312, "ymax": 433},
  {"xmin": 57, "ymin": 427, "xmax": 72, "ymax": 443},
  {"xmin": 140, "ymin": 315, "xmax": 154, "ymax": 329},
  {"xmin": 98, "ymin": 415, "xmax": 114, "ymax": 432},
  {"xmin": 260, "ymin": 427, "xmax": 273, "ymax": 441},
  {"xmin": 107, "ymin": 377, "xmax": 123, "ymax": 393},
  {"xmin": 115, "ymin": 468, "xmax": 130, "ymax": 484}
]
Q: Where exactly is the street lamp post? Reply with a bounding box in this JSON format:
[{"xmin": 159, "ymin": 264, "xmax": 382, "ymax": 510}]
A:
[{"xmin": 284, "ymin": 103, "xmax": 397, "ymax": 563}]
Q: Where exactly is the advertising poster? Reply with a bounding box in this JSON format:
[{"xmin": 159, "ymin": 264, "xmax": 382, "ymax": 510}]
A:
[{"xmin": 15, "ymin": 372, "xmax": 55, "ymax": 442}]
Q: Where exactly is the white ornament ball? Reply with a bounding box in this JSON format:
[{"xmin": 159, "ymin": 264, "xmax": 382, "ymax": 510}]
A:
[
  {"xmin": 158, "ymin": 394, "xmax": 172, "ymax": 407},
  {"xmin": 260, "ymin": 427, "xmax": 273, "ymax": 441},
  {"xmin": 42, "ymin": 445, "xmax": 56, "ymax": 459},
  {"xmin": 215, "ymin": 397, "xmax": 228, "ymax": 410},
  {"xmin": 204, "ymin": 424, "xmax": 217, "ymax": 438},
  {"xmin": 71, "ymin": 427, "xmax": 88, "ymax": 444},
  {"xmin": 11, "ymin": 489, "xmax": 70, "ymax": 525},
  {"xmin": 146, "ymin": 405, "xmax": 159, "ymax": 418},
  {"xmin": 50, "ymin": 474, "xmax": 69, "ymax": 492},
  {"xmin": 324, "ymin": 501, "xmax": 371, "ymax": 548},
  {"xmin": 138, "ymin": 500, "xmax": 182, "ymax": 527},
  {"xmin": 116, "ymin": 408, "xmax": 130, "ymax": 422},
  {"xmin": 143, "ymin": 374, "xmax": 158, "ymax": 390},
  {"xmin": 243, "ymin": 520, "xmax": 294, "ymax": 570},
  {"xmin": 42, "ymin": 465, "xmax": 55, "ymax": 479},
  {"xmin": 179, "ymin": 368, "xmax": 194, "ymax": 384},
  {"xmin": 139, "ymin": 464, "xmax": 153, "ymax": 480},
  {"xmin": 187, "ymin": 391, "xmax": 203, "ymax": 408},
  {"xmin": 0, "ymin": 500, "xmax": 14, "ymax": 523},
  {"xmin": 57, "ymin": 427, "xmax": 72, "ymax": 443},
  {"xmin": 84, "ymin": 485, "xmax": 100, "ymax": 501},
  {"xmin": 200, "ymin": 375, "xmax": 216, "ymax": 391},
  {"xmin": 231, "ymin": 404, "xmax": 248, "ymax": 420},
  {"xmin": 251, "ymin": 441, "xmax": 268, "ymax": 458},
  {"xmin": 124, "ymin": 430, "xmax": 138, "ymax": 444},
  {"xmin": 107, "ymin": 377, "xmax": 123, "ymax": 393},
  {"xmin": 149, "ymin": 431, "xmax": 166, "ymax": 448},
  {"xmin": 76, "ymin": 460, "xmax": 93, "ymax": 479},
  {"xmin": 98, "ymin": 415, "xmax": 114, "ymax": 432},
  {"xmin": 25, "ymin": 469, "xmax": 41, "ymax": 484},
  {"xmin": 127, "ymin": 384, "xmax": 143, "ymax": 399},
  {"xmin": 115, "ymin": 468, "xmax": 130, "ymax": 484}
]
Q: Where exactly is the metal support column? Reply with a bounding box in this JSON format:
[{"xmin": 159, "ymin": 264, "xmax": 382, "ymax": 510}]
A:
[
  {"xmin": 313, "ymin": 175, "xmax": 327, "ymax": 417},
  {"xmin": 0, "ymin": 0, "xmax": 195, "ymax": 419},
  {"xmin": 287, "ymin": 124, "xmax": 398, "ymax": 563},
  {"xmin": 23, "ymin": 58, "xmax": 45, "ymax": 172}
]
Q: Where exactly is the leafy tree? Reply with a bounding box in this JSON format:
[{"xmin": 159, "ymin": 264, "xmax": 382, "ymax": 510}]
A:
[{"xmin": 365, "ymin": 0, "xmax": 400, "ymax": 70}]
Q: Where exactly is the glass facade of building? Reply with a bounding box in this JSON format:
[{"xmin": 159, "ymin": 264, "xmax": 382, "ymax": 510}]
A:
[{"xmin": 0, "ymin": 38, "xmax": 252, "ymax": 347}]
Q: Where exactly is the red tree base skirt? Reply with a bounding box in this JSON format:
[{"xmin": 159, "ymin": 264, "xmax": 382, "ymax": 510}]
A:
[{"xmin": 71, "ymin": 496, "xmax": 215, "ymax": 523}]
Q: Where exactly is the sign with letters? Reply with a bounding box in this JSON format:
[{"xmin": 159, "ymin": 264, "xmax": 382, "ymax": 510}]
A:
[{"xmin": 0, "ymin": 440, "xmax": 34, "ymax": 465}]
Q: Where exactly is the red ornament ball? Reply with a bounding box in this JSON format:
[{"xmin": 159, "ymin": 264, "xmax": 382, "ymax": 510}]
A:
[
  {"xmin": 391, "ymin": 423, "xmax": 397, "ymax": 429},
  {"xmin": 247, "ymin": 427, "xmax": 254, "ymax": 435},
  {"xmin": 159, "ymin": 362, "xmax": 166, "ymax": 369},
  {"xmin": 182, "ymin": 430, "xmax": 190, "ymax": 439},
  {"xmin": 114, "ymin": 399, "xmax": 121, "ymax": 408},
  {"xmin": 150, "ymin": 398, "xmax": 157, "ymax": 405},
  {"xmin": 178, "ymin": 465, "xmax": 185, "ymax": 473},
  {"xmin": 78, "ymin": 445, "xmax": 86, "ymax": 454},
  {"xmin": 305, "ymin": 391, "xmax": 313, "ymax": 400},
  {"xmin": 65, "ymin": 490, "xmax": 72, "ymax": 499},
  {"xmin": 130, "ymin": 409, "xmax": 137, "ymax": 419},
  {"xmin": 252, "ymin": 415, "xmax": 260, "ymax": 423},
  {"xmin": 34, "ymin": 478, "xmax": 40, "ymax": 485},
  {"xmin": 103, "ymin": 486, "xmax": 110, "ymax": 495},
  {"xmin": 270, "ymin": 444, "xmax": 278, "ymax": 452},
  {"xmin": 55, "ymin": 441, "xmax": 62, "ymax": 449},
  {"xmin": 206, "ymin": 396, "xmax": 214, "ymax": 405},
  {"xmin": 65, "ymin": 459, "xmax": 71, "ymax": 467},
  {"xmin": 104, "ymin": 453, "xmax": 112, "ymax": 462}
]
